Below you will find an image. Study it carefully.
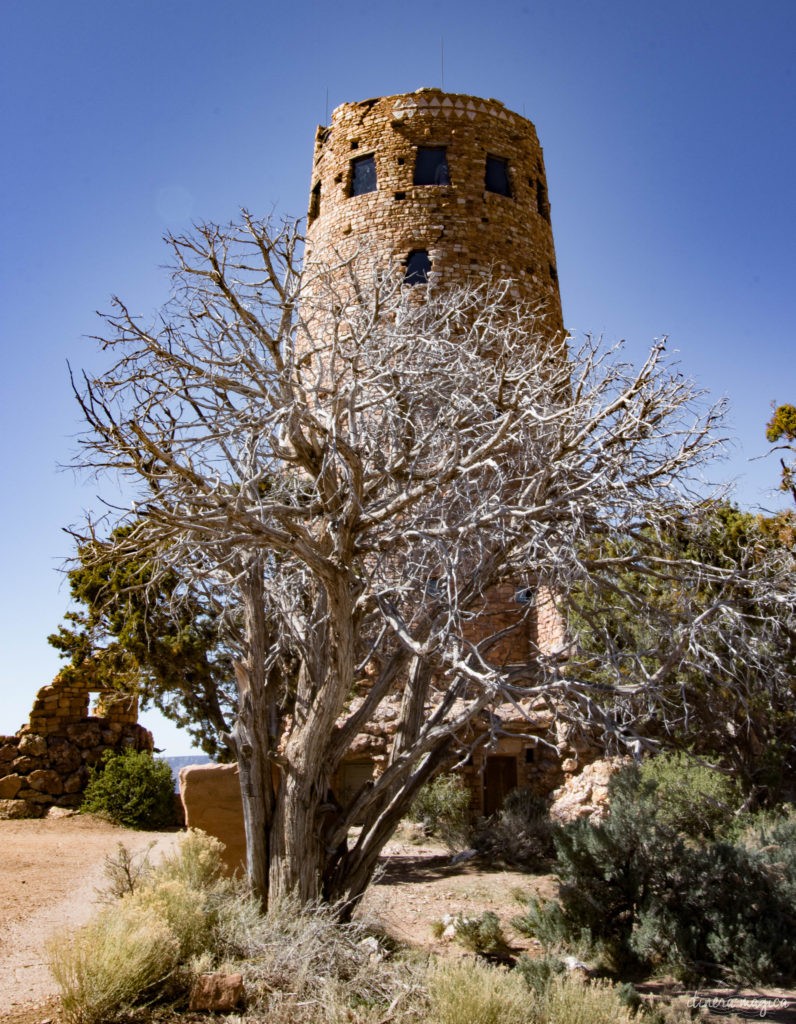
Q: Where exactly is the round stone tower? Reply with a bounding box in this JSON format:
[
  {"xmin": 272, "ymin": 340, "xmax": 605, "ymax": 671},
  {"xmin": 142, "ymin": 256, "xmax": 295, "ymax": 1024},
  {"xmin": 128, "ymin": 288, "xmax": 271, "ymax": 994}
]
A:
[
  {"xmin": 304, "ymin": 89, "xmax": 566, "ymax": 665},
  {"xmin": 305, "ymin": 88, "xmax": 564, "ymax": 337}
]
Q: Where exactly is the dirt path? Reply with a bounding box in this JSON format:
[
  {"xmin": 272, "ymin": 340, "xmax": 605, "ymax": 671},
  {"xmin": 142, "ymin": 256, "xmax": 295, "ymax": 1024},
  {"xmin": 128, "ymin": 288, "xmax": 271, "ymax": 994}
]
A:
[{"xmin": 0, "ymin": 814, "xmax": 181, "ymax": 1019}]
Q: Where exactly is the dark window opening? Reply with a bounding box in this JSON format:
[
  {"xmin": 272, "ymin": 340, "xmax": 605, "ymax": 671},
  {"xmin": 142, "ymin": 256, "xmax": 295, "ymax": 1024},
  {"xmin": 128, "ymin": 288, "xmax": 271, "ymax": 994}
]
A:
[
  {"xmin": 549, "ymin": 263, "xmax": 559, "ymax": 284},
  {"xmin": 394, "ymin": 191, "xmax": 406, "ymax": 201},
  {"xmin": 350, "ymin": 154, "xmax": 377, "ymax": 197},
  {"xmin": 485, "ymin": 155, "xmax": 511, "ymax": 196},
  {"xmin": 350, "ymin": 140, "xmax": 359, "ymax": 150},
  {"xmin": 515, "ymin": 587, "xmax": 536, "ymax": 606},
  {"xmin": 425, "ymin": 576, "xmax": 445, "ymax": 597},
  {"xmin": 397, "ymin": 157, "xmax": 405, "ymax": 166},
  {"xmin": 524, "ymin": 747, "xmax": 535, "ymax": 764},
  {"xmin": 308, "ymin": 181, "xmax": 321, "ymax": 224},
  {"xmin": 537, "ymin": 180, "xmax": 550, "ymax": 222},
  {"xmin": 334, "ymin": 172, "xmax": 343, "ymax": 184},
  {"xmin": 405, "ymin": 249, "xmax": 431, "ymax": 285},
  {"xmin": 414, "ymin": 146, "xmax": 450, "ymax": 186},
  {"xmin": 481, "ymin": 216, "xmax": 490, "ymax": 224}
]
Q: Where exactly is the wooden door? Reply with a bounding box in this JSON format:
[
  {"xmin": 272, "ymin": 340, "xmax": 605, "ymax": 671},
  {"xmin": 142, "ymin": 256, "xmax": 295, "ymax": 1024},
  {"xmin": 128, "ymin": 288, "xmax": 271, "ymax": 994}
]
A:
[{"xmin": 483, "ymin": 755, "xmax": 517, "ymax": 816}]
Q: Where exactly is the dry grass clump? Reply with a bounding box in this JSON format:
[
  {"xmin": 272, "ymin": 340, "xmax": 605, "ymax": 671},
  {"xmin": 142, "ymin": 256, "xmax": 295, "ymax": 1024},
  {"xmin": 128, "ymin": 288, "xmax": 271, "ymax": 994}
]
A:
[
  {"xmin": 48, "ymin": 905, "xmax": 179, "ymax": 1024},
  {"xmin": 427, "ymin": 959, "xmax": 532, "ymax": 1024},
  {"xmin": 48, "ymin": 831, "xmax": 232, "ymax": 1024},
  {"xmin": 427, "ymin": 959, "xmax": 647, "ymax": 1024},
  {"xmin": 215, "ymin": 891, "xmax": 425, "ymax": 1023},
  {"xmin": 540, "ymin": 975, "xmax": 637, "ymax": 1024},
  {"xmin": 48, "ymin": 830, "xmax": 687, "ymax": 1024}
]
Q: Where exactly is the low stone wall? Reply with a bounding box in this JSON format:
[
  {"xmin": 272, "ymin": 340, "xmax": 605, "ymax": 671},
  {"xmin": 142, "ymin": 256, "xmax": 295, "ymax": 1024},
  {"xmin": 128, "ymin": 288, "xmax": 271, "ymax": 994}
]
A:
[
  {"xmin": 180, "ymin": 762, "xmax": 246, "ymax": 874},
  {"xmin": 0, "ymin": 674, "xmax": 153, "ymax": 819}
]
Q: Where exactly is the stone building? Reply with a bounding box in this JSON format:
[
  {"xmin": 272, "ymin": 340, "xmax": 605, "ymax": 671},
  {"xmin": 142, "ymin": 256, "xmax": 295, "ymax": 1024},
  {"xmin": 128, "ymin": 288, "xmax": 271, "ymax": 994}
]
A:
[{"xmin": 303, "ymin": 89, "xmax": 575, "ymax": 817}]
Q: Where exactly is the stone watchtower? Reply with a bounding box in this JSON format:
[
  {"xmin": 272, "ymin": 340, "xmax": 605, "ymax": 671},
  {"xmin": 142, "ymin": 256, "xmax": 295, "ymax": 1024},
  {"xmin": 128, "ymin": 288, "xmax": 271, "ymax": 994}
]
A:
[
  {"xmin": 305, "ymin": 88, "xmax": 564, "ymax": 338},
  {"xmin": 305, "ymin": 89, "xmax": 566, "ymax": 667}
]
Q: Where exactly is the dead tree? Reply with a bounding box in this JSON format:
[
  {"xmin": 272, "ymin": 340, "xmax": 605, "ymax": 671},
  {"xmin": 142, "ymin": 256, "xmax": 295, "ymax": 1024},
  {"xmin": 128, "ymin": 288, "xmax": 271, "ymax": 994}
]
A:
[{"xmin": 70, "ymin": 213, "xmax": 795, "ymax": 908}]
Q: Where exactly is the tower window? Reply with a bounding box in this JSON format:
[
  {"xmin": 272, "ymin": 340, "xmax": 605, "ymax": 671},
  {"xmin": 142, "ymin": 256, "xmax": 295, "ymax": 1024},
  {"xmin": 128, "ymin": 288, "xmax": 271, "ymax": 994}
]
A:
[
  {"xmin": 405, "ymin": 249, "xmax": 431, "ymax": 285},
  {"xmin": 308, "ymin": 181, "xmax": 321, "ymax": 224},
  {"xmin": 349, "ymin": 154, "xmax": 377, "ymax": 197},
  {"xmin": 515, "ymin": 587, "xmax": 536, "ymax": 606},
  {"xmin": 536, "ymin": 180, "xmax": 550, "ymax": 222},
  {"xmin": 485, "ymin": 155, "xmax": 511, "ymax": 196},
  {"xmin": 549, "ymin": 263, "xmax": 559, "ymax": 284},
  {"xmin": 414, "ymin": 146, "xmax": 450, "ymax": 186}
]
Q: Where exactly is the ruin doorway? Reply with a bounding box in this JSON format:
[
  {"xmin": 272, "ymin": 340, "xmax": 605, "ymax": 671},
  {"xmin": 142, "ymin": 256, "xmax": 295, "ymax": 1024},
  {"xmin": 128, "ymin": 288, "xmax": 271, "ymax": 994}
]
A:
[{"xmin": 482, "ymin": 755, "xmax": 517, "ymax": 816}]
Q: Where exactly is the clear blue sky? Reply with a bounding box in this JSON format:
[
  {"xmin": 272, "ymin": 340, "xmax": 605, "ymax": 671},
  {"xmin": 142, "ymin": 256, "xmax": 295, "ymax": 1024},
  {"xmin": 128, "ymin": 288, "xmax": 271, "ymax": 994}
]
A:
[{"xmin": 1, "ymin": 0, "xmax": 793, "ymax": 752}]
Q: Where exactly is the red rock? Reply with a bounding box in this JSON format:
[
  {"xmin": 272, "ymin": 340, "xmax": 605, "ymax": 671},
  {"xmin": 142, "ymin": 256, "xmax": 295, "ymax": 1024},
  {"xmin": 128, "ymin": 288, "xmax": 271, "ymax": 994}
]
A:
[
  {"xmin": 188, "ymin": 972, "xmax": 245, "ymax": 1012},
  {"xmin": 28, "ymin": 769, "xmax": 64, "ymax": 796}
]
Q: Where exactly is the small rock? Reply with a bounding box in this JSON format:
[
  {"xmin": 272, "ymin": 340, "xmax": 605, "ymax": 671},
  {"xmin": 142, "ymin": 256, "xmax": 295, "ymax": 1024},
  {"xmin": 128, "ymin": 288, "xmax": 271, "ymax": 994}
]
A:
[
  {"xmin": 189, "ymin": 972, "xmax": 245, "ymax": 1012},
  {"xmin": 46, "ymin": 806, "xmax": 77, "ymax": 819}
]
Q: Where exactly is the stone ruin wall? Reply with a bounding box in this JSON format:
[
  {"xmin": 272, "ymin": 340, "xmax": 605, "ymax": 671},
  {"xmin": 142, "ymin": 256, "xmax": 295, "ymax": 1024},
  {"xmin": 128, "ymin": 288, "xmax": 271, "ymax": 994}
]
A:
[{"xmin": 0, "ymin": 673, "xmax": 153, "ymax": 818}]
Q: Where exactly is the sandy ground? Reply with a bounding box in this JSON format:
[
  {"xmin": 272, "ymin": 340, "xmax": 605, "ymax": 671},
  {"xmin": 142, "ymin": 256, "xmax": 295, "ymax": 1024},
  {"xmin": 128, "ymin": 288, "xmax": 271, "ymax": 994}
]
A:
[{"xmin": 0, "ymin": 814, "xmax": 181, "ymax": 1021}]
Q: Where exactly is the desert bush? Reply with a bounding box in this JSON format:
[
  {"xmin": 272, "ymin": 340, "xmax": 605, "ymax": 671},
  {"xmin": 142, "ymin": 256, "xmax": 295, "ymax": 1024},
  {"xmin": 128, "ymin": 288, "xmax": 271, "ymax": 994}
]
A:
[
  {"xmin": 154, "ymin": 827, "xmax": 227, "ymax": 889},
  {"xmin": 96, "ymin": 840, "xmax": 155, "ymax": 901},
  {"xmin": 472, "ymin": 788, "xmax": 555, "ymax": 869},
  {"xmin": 80, "ymin": 749, "xmax": 175, "ymax": 829},
  {"xmin": 513, "ymin": 765, "xmax": 796, "ymax": 984},
  {"xmin": 213, "ymin": 890, "xmax": 424, "ymax": 1022},
  {"xmin": 449, "ymin": 911, "xmax": 511, "ymax": 958},
  {"xmin": 512, "ymin": 953, "xmax": 566, "ymax": 995},
  {"xmin": 639, "ymin": 751, "xmax": 741, "ymax": 840},
  {"xmin": 48, "ymin": 900, "xmax": 180, "ymax": 1024},
  {"xmin": 408, "ymin": 773, "xmax": 472, "ymax": 850},
  {"xmin": 539, "ymin": 975, "xmax": 636, "ymax": 1024},
  {"xmin": 427, "ymin": 958, "xmax": 532, "ymax": 1024},
  {"xmin": 50, "ymin": 831, "xmax": 230, "ymax": 1023}
]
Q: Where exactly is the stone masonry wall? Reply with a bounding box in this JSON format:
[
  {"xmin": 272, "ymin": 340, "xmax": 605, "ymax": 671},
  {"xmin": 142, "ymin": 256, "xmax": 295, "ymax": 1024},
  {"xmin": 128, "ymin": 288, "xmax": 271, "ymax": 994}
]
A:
[{"xmin": 0, "ymin": 673, "xmax": 153, "ymax": 818}]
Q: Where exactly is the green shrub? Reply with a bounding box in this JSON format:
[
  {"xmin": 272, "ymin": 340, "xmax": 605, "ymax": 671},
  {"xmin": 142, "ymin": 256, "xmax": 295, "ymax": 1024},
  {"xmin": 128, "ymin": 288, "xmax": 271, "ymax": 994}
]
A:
[
  {"xmin": 513, "ymin": 765, "xmax": 796, "ymax": 984},
  {"xmin": 639, "ymin": 751, "xmax": 741, "ymax": 840},
  {"xmin": 450, "ymin": 911, "xmax": 511, "ymax": 958},
  {"xmin": 472, "ymin": 788, "xmax": 555, "ymax": 869},
  {"xmin": 512, "ymin": 953, "xmax": 566, "ymax": 995},
  {"xmin": 408, "ymin": 773, "xmax": 472, "ymax": 850},
  {"xmin": 81, "ymin": 749, "xmax": 175, "ymax": 829}
]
